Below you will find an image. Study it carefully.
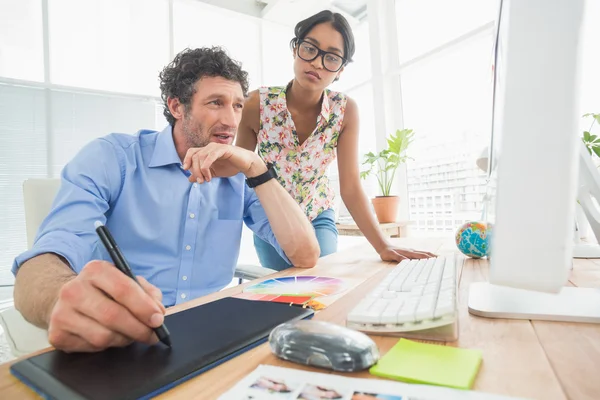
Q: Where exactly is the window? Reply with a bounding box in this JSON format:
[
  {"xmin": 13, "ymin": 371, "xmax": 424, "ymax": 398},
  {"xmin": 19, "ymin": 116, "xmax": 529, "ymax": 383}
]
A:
[
  {"xmin": 261, "ymin": 20, "xmax": 294, "ymax": 87},
  {"xmin": 0, "ymin": 0, "xmax": 175, "ymax": 280},
  {"xmin": 0, "ymin": 0, "xmax": 44, "ymax": 81},
  {"xmin": 333, "ymin": 22, "xmax": 371, "ymax": 92},
  {"xmin": 49, "ymin": 0, "xmax": 169, "ymax": 95},
  {"xmin": 345, "ymin": 83, "xmax": 377, "ymax": 157},
  {"xmin": 403, "ymin": 32, "xmax": 492, "ymax": 236},
  {"xmin": 50, "ymin": 91, "xmax": 159, "ymax": 175},
  {"xmin": 0, "ymin": 85, "xmax": 47, "ymax": 274},
  {"xmin": 396, "ymin": 0, "xmax": 496, "ymax": 64},
  {"xmin": 174, "ymin": 0, "xmax": 261, "ymax": 89}
]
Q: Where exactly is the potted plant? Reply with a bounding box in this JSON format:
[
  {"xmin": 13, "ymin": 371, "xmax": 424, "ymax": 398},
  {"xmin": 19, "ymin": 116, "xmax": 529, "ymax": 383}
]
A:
[{"xmin": 360, "ymin": 128, "xmax": 415, "ymax": 223}]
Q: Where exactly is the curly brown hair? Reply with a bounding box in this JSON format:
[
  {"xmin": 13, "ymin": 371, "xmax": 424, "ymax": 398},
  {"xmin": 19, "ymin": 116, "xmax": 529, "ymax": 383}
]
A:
[{"xmin": 159, "ymin": 47, "xmax": 249, "ymax": 126}]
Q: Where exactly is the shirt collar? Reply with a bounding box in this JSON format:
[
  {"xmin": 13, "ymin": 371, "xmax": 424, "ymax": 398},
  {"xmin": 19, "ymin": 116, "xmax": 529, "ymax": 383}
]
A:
[
  {"xmin": 148, "ymin": 125, "xmax": 183, "ymax": 168},
  {"xmin": 276, "ymin": 82, "xmax": 332, "ymax": 121}
]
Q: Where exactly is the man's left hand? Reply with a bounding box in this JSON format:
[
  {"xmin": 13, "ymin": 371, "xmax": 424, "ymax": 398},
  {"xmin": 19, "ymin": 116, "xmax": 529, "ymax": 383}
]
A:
[
  {"xmin": 182, "ymin": 143, "xmax": 267, "ymax": 183},
  {"xmin": 379, "ymin": 246, "xmax": 437, "ymax": 263}
]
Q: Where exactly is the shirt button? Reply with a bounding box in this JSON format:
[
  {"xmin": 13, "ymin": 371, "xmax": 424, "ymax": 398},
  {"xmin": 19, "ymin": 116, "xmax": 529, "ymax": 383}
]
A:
[
  {"xmin": 193, "ymin": 183, "xmax": 197, "ymax": 188},
  {"xmin": 179, "ymin": 165, "xmax": 184, "ymax": 169},
  {"xmin": 185, "ymin": 245, "xmax": 191, "ymax": 251},
  {"xmin": 181, "ymin": 293, "xmax": 187, "ymax": 299},
  {"xmin": 182, "ymin": 276, "xmax": 188, "ymax": 281},
  {"xmin": 189, "ymin": 213, "xmax": 195, "ymax": 219}
]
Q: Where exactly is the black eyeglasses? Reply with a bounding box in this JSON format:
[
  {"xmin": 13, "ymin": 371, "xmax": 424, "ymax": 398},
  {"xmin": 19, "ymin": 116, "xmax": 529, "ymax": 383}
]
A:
[{"xmin": 296, "ymin": 40, "xmax": 347, "ymax": 72}]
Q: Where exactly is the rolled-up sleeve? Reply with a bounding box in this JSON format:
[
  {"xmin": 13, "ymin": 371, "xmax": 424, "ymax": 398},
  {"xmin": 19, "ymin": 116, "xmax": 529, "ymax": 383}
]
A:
[
  {"xmin": 12, "ymin": 138, "xmax": 124, "ymax": 275},
  {"xmin": 242, "ymin": 186, "xmax": 292, "ymax": 265}
]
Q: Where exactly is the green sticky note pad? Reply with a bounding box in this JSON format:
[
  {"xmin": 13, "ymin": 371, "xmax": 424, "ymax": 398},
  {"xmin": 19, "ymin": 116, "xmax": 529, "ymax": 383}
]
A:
[{"xmin": 369, "ymin": 339, "xmax": 482, "ymax": 390}]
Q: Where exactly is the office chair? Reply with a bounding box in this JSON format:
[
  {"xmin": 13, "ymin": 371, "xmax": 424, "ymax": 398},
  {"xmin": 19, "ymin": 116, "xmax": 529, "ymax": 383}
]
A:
[{"xmin": 0, "ymin": 178, "xmax": 273, "ymax": 358}]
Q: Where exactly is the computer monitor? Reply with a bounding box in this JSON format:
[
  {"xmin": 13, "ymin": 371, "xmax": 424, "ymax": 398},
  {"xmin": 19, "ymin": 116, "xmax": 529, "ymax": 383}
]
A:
[{"xmin": 468, "ymin": 0, "xmax": 600, "ymax": 323}]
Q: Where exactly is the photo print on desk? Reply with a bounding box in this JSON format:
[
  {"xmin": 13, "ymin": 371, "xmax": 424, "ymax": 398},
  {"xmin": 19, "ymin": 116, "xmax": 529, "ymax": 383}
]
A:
[
  {"xmin": 351, "ymin": 392, "xmax": 404, "ymax": 400},
  {"xmin": 245, "ymin": 374, "xmax": 301, "ymax": 399},
  {"xmin": 296, "ymin": 383, "xmax": 349, "ymax": 400}
]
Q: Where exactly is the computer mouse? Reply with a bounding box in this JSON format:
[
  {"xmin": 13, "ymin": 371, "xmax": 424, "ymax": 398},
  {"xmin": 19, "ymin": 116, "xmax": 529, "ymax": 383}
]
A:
[{"xmin": 268, "ymin": 319, "xmax": 380, "ymax": 372}]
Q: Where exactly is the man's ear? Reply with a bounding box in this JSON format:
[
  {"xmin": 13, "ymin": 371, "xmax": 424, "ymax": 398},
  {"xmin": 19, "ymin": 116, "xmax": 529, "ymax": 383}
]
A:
[{"xmin": 167, "ymin": 97, "xmax": 184, "ymax": 120}]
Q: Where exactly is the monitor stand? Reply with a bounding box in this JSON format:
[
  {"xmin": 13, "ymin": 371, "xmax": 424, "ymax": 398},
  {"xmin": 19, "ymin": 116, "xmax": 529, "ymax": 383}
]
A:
[
  {"xmin": 572, "ymin": 218, "xmax": 600, "ymax": 258},
  {"xmin": 573, "ymin": 243, "xmax": 600, "ymax": 258},
  {"xmin": 468, "ymin": 282, "xmax": 600, "ymax": 323}
]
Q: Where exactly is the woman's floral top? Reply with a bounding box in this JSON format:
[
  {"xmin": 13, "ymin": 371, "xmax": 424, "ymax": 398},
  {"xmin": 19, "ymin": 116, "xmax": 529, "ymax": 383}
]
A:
[{"xmin": 257, "ymin": 84, "xmax": 347, "ymax": 221}]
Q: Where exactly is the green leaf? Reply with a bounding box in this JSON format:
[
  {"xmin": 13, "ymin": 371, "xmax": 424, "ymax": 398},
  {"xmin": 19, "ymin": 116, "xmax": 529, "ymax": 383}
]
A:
[
  {"xmin": 593, "ymin": 146, "xmax": 600, "ymax": 159},
  {"xmin": 362, "ymin": 127, "xmax": 416, "ymax": 193},
  {"xmin": 584, "ymin": 131, "xmax": 591, "ymax": 141},
  {"xmin": 583, "ymin": 113, "xmax": 600, "ymax": 124}
]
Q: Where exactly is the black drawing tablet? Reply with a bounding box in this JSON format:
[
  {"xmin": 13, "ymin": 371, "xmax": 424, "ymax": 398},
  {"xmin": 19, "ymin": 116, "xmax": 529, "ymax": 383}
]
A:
[{"xmin": 11, "ymin": 297, "xmax": 314, "ymax": 400}]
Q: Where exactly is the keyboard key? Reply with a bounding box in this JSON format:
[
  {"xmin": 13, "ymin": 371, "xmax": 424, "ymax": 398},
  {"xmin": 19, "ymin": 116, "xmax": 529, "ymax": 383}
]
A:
[
  {"xmin": 441, "ymin": 277, "xmax": 455, "ymax": 290},
  {"xmin": 397, "ymin": 301, "xmax": 418, "ymax": 323},
  {"xmin": 409, "ymin": 285, "xmax": 424, "ymax": 297},
  {"xmin": 347, "ymin": 309, "xmax": 374, "ymax": 323},
  {"xmin": 415, "ymin": 299, "xmax": 435, "ymax": 320},
  {"xmin": 434, "ymin": 301, "xmax": 456, "ymax": 318},
  {"xmin": 401, "ymin": 259, "xmax": 426, "ymax": 290},
  {"xmin": 381, "ymin": 291, "xmax": 398, "ymax": 299},
  {"xmin": 380, "ymin": 301, "xmax": 404, "ymax": 324},
  {"xmin": 423, "ymin": 282, "xmax": 438, "ymax": 295}
]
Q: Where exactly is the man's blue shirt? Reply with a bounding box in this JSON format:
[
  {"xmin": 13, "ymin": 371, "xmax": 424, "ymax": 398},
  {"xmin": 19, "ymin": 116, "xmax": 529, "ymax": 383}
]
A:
[{"xmin": 13, "ymin": 126, "xmax": 288, "ymax": 306}]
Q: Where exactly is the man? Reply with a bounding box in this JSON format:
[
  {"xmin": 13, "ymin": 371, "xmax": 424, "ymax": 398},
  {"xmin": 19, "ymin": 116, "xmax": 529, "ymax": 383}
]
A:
[{"xmin": 12, "ymin": 47, "xmax": 320, "ymax": 353}]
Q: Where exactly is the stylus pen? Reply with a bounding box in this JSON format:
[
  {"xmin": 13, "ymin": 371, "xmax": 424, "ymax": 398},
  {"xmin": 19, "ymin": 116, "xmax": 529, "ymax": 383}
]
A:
[{"xmin": 94, "ymin": 221, "xmax": 172, "ymax": 347}]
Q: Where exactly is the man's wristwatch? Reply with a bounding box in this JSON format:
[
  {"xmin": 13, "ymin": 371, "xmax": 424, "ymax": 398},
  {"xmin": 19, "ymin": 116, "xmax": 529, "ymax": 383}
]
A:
[{"xmin": 246, "ymin": 162, "xmax": 277, "ymax": 188}]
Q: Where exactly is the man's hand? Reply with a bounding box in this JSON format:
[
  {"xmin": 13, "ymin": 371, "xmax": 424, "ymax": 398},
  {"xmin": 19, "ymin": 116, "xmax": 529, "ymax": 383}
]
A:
[
  {"xmin": 182, "ymin": 143, "xmax": 267, "ymax": 184},
  {"xmin": 47, "ymin": 260, "xmax": 166, "ymax": 353},
  {"xmin": 379, "ymin": 246, "xmax": 437, "ymax": 263}
]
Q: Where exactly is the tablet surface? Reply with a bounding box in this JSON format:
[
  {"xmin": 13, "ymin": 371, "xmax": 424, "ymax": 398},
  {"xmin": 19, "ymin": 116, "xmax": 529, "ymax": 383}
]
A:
[{"xmin": 11, "ymin": 297, "xmax": 314, "ymax": 400}]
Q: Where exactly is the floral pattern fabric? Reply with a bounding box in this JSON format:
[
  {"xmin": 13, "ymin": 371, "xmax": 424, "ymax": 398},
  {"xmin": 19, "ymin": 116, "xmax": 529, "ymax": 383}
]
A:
[{"xmin": 257, "ymin": 84, "xmax": 347, "ymax": 221}]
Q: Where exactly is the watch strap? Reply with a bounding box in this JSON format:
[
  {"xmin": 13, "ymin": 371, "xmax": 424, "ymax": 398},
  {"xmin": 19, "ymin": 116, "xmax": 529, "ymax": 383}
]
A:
[{"xmin": 246, "ymin": 163, "xmax": 277, "ymax": 188}]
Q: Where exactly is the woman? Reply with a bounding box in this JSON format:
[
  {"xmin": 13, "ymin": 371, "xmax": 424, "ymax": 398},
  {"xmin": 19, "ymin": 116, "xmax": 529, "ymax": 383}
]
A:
[{"xmin": 237, "ymin": 10, "xmax": 435, "ymax": 270}]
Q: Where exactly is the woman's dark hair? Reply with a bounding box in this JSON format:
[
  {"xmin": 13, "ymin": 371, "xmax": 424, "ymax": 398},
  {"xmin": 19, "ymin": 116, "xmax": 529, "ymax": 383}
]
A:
[
  {"xmin": 159, "ymin": 47, "xmax": 249, "ymax": 126},
  {"xmin": 289, "ymin": 10, "xmax": 355, "ymax": 63}
]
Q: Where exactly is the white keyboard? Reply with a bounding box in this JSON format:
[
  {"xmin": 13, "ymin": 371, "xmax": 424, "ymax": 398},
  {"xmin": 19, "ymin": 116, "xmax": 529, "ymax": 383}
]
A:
[{"xmin": 346, "ymin": 255, "xmax": 458, "ymax": 333}]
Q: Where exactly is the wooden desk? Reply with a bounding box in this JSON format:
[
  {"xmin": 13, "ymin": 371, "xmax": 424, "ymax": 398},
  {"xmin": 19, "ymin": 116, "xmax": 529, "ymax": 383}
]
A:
[
  {"xmin": 1, "ymin": 237, "xmax": 599, "ymax": 399},
  {"xmin": 336, "ymin": 221, "xmax": 409, "ymax": 238}
]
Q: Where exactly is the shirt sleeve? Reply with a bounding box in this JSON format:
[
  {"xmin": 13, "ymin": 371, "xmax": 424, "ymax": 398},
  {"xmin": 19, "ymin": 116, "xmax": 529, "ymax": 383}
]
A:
[
  {"xmin": 242, "ymin": 185, "xmax": 292, "ymax": 265},
  {"xmin": 12, "ymin": 138, "xmax": 125, "ymax": 275}
]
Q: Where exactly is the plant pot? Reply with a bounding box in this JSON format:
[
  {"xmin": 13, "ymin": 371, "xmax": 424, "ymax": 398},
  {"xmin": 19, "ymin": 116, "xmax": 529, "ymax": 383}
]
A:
[{"xmin": 371, "ymin": 196, "xmax": 400, "ymax": 223}]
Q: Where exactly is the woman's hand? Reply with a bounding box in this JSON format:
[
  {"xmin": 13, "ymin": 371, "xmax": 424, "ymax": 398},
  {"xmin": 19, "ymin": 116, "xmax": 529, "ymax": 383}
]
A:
[{"xmin": 378, "ymin": 246, "xmax": 436, "ymax": 263}]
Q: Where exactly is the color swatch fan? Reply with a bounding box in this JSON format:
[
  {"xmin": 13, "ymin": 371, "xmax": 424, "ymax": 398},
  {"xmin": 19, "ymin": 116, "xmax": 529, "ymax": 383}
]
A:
[{"xmin": 237, "ymin": 276, "xmax": 347, "ymax": 306}]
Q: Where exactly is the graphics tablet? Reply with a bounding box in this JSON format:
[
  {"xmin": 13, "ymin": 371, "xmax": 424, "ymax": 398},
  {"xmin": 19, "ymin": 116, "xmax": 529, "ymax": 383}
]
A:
[{"xmin": 10, "ymin": 297, "xmax": 314, "ymax": 400}]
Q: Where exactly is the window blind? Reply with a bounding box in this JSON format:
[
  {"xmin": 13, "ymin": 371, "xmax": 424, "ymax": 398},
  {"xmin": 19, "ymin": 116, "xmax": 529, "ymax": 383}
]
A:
[{"xmin": 0, "ymin": 85, "xmax": 47, "ymax": 274}]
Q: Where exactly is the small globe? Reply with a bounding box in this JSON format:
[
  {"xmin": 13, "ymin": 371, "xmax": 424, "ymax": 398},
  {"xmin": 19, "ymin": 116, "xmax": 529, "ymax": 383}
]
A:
[{"xmin": 455, "ymin": 221, "xmax": 492, "ymax": 258}]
